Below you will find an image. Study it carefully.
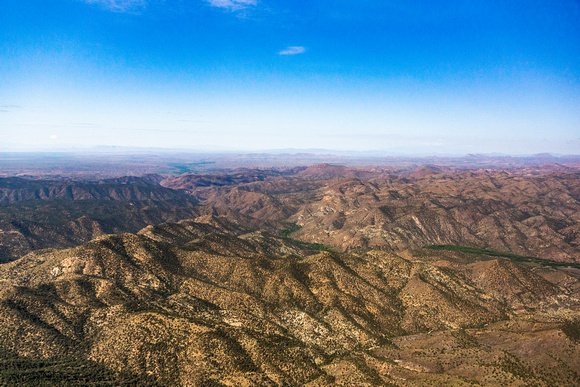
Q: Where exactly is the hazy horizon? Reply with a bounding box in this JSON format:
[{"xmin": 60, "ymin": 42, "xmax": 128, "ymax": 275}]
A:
[
  {"xmin": 2, "ymin": 1, "xmax": 579, "ymax": 154},
  {"xmin": 1, "ymin": 144, "xmax": 580, "ymax": 158}
]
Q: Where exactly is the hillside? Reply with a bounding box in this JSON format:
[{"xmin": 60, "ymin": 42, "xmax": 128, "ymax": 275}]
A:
[
  {"xmin": 0, "ymin": 177, "xmax": 199, "ymax": 262},
  {"xmin": 179, "ymin": 166, "xmax": 580, "ymax": 262},
  {"xmin": 0, "ymin": 164, "xmax": 580, "ymax": 385},
  {"xmin": 0, "ymin": 216, "xmax": 579, "ymax": 385},
  {"xmin": 4, "ymin": 165, "xmax": 580, "ymax": 264}
]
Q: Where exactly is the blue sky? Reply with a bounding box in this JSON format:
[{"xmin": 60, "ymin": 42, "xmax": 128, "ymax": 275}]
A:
[{"xmin": 1, "ymin": 0, "xmax": 579, "ymax": 154}]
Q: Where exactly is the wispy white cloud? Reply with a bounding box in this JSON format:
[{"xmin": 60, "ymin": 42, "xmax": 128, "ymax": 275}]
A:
[
  {"xmin": 0, "ymin": 105, "xmax": 22, "ymax": 113},
  {"xmin": 206, "ymin": 0, "xmax": 256, "ymax": 10},
  {"xmin": 278, "ymin": 46, "xmax": 306, "ymax": 55},
  {"xmin": 84, "ymin": 0, "xmax": 147, "ymax": 12}
]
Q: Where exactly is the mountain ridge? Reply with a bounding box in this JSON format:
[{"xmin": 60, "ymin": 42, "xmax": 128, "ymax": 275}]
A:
[
  {"xmin": 1, "ymin": 164, "xmax": 580, "ymax": 385},
  {"xmin": 0, "ymin": 216, "xmax": 579, "ymax": 385}
]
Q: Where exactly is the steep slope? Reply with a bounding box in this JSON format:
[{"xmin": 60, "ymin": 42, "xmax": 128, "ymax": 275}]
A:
[
  {"xmin": 175, "ymin": 167, "xmax": 580, "ymax": 263},
  {"xmin": 0, "ymin": 221, "xmax": 578, "ymax": 385},
  {"xmin": 0, "ymin": 177, "xmax": 201, "ymax": 262},
  {"xmin": 0, "ymin": 200, "xmax": 201, "ymax": 263},
  {"xmin": 286, "ymin": 171, "xmax": 580, "ymax": 262},
  {"xmin": 7, "ymin": 167, "xmax": 579, "ymax": 264},
  {"xmin": 0, "ymin": 176, "xmax": 187, "ymax": 204}
]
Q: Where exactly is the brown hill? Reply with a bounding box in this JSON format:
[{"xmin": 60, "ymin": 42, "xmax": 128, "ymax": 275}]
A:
[
  {"xmin": 172, "ymin": 167, "xmax": 580, "ymax": 263},
  {"xmin": 0, "ymin": 221, "xmax": 578, "ymax": 385},
  {"xmin": 282, "ymin": 171, "xmax": 580, "ymax": 262},
  {"xmin": 0, "ymin": 176, "xmax": 189, "ymax": 204},
  {"xmin": 160, "ymin": 168, "xmax": 300, "ymax": 191},
  {"xmin": 0, "ymin": 200, "xmax": 201, "ymax": 263},
  {"xmin": 11, "ymin": 166, "xmax": 577, "ymax": 265},
  {"xmin": 0, "ymin": 177, "xmax": 202, "ymax": 262}
]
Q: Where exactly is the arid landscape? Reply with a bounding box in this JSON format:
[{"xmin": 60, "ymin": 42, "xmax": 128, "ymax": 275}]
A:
[
  {"xmin": 0, "ymin": 153, "xmax": 579, "ymax": 385},
  {"xmin": 4, "ymin": 0, "xmax": 579, "ymax": 384}
]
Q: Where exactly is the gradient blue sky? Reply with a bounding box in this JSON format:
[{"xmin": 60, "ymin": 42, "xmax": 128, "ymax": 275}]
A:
[{"xmin": 1, "ymin": 0, "xmax": 579, "ymax": 154}]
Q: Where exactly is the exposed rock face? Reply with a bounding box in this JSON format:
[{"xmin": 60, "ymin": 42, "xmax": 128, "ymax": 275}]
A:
[{"xmin": 0, "ymin": 218, "xmax": 578, "ymax": 385}]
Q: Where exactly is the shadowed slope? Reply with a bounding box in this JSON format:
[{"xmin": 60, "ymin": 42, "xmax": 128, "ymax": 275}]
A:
[{"xmin": 0, "ymin": 218, "xmax": 578, "ymax": 385}]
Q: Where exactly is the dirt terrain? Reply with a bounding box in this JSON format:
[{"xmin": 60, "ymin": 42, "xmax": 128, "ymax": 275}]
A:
[{"xmin": 0, "ymin": 161, "xmax": 579, "ymax": 385}]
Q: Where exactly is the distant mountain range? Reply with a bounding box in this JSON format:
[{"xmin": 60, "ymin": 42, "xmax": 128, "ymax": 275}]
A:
[{"xmin": 2, "ymin": 151, "xmax": 579, "ymax": 179}]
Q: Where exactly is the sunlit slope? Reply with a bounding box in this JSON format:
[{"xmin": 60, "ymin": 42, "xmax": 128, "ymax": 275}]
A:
[{"xmin": 0, "ymin": 218, "xmax": 578, "ymax": 385}]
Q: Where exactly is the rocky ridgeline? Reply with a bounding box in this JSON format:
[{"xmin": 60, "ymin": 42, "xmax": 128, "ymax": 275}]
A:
[
  {"xmin": 172, "ymin": 166, "xmax": 580, "ymax": 262},
  {"xmin": 3, "ymin": 166, "xmax": 580, "ymax": 263},
  {"xmin": 0, "ymin": 177, "xmax": 191, "ymax": 204},
  {"xmin": 0, "ymin": 165, "xmax": 580, "ymax": 385},
  {"xmin": 0, "ymin": 177, "xmax": 200, "ymax": 262},
  {"xmin": 0, "ymin": 217, "xmax": 578, "ymax": 385}
]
